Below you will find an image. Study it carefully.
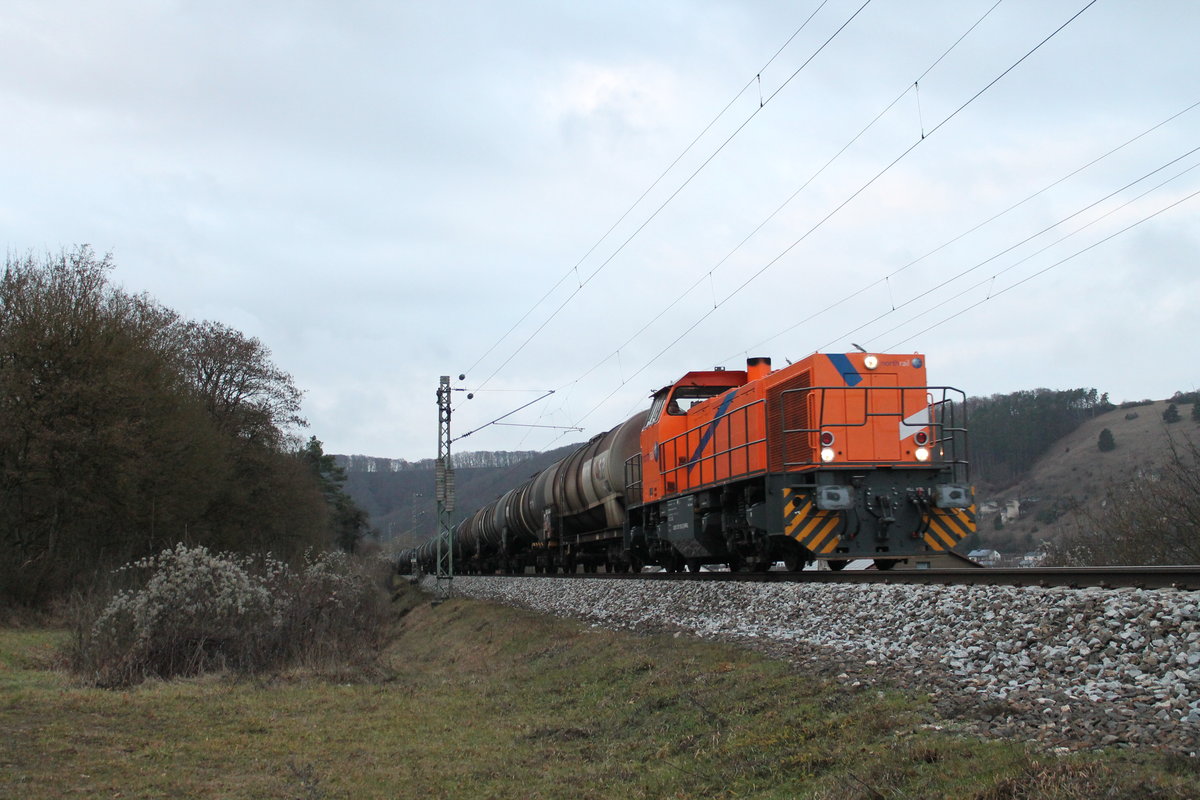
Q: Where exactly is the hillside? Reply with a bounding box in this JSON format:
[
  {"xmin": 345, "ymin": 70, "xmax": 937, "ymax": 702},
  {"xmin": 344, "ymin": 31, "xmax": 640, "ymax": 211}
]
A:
[
  {"xmin": 972, "ymin": 399, "xmax": 1200, "ymax": 556},
  {"xmin": 338, "ymin": 444, "xmax": 582, "ymax": 551}
]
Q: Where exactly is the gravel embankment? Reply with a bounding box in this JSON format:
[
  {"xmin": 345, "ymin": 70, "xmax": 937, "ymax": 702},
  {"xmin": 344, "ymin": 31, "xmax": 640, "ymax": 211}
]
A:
[{"xmin": 430, "ymin": 575, "xmax": 1200, "ymax": 755}]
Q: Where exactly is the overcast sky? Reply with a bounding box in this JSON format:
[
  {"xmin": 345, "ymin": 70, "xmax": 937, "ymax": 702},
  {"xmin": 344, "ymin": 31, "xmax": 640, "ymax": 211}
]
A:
[{"xmin": 3, "ymin": 1, "xmax": 1198, "ymax": 460}]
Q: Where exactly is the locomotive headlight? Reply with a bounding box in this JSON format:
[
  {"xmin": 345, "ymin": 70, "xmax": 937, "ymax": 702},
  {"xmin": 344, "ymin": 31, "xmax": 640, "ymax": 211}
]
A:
[
  {"xmin": 863, "ymin": 354, "xmax": 879, "ymax": 370},
  {"xmin": 820, "ymin": 447, "xmax": 836, "ymax": 463},
  {"xmin": 915, "ymin": 447, "xmax": 931, "ymax": 462}
]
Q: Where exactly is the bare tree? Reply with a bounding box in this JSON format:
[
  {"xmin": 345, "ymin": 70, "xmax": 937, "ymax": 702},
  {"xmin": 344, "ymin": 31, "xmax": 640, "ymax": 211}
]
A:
[{"xmin": 179, "ymin": 320, "xmax": 306, "ymax": 448}]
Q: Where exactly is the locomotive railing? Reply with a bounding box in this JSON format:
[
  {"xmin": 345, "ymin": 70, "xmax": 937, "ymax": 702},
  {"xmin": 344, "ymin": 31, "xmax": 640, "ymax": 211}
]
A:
[
  {"xmin": 778, "ymin": 385, "xmax": 969, "ymax": 481},
  {"xmin": 623, "ymin": 385, "xmax": 970, "ymax": 503},
  {"xmin": 654, "ymin": 399, "xmax": 768, "ymax": 496},
  {"xmin": 625, "ymin": 452, "xmax": 643, "ymax": 506}
]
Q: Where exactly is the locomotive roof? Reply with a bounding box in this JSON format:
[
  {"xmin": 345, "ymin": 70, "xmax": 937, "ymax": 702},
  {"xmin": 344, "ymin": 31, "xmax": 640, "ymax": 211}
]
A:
[{"xmin": 652, "ymin": 368, "xmax": 747, "ymax": 396}]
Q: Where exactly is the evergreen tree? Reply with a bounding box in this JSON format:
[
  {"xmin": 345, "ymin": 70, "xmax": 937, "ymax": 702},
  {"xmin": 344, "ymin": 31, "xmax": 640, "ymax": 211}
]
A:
[
  {"xmin": 302, "ymin": 437, "xmax": 370, "ymax": 552},
  {"xmin": 1163, "ymin": 403, "xmax": 1182, "ymax": 424},
  {"xmin": 1098, "ymin": 428, "xmax": 1116, "ymax": 452}
]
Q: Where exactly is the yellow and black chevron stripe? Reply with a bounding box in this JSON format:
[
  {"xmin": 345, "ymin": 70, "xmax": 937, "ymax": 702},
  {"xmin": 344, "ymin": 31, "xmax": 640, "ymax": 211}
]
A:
[
  {"xmin": 783, "ymin": 488, "xmax": 841, "ymax": 555},
  {"xmin": 923, "ymin": 505, "xmax": 976, "ymax": 551}
]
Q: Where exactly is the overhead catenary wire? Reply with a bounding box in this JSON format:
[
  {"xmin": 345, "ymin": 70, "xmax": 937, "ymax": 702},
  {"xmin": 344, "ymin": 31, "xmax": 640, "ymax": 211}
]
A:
[
  {"xmin": 814, "ymin": 143, "xmax": 1200, "ymax": 352},
  {"xmin": 470, "ymin": 0, "xmax": 875, "ymax": 391},
  {"xmin": 714, "ymin": 0, "xmax": 1100, "ymax": 316},
  {"xmin": 886, "ymin": 184, "xmax": 1200, "ymax": 350},
  {"xmin": 553, "ymin": 0, "xmax": 1008, "ymax": 401},
  {"xmin": 730, "ymin": 98, "xmax": 1200, "ymax": 361},
  {"xmin": 843, "ymin": 155, "xmax": 1200, "ymax": 352},
  {"xmin": 452, "ymin": 389, "xmax": 557, "ymax": 444},
  {"xmin": 539, "ymin": 0, "xmax": 1099, "ymax": 445},
  {"xmin": 462, "ymin": 0, "xmax": 836, "ymax": 380},
  {"xmin": 543, "ymin": 159, "xmax": 1198, "ymax": 449}
]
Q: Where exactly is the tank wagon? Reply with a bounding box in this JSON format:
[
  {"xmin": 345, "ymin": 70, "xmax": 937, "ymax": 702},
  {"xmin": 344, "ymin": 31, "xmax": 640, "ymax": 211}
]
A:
[{"xmin": 400, "ymin": 352, "xmax": 975, "ymax": 574}]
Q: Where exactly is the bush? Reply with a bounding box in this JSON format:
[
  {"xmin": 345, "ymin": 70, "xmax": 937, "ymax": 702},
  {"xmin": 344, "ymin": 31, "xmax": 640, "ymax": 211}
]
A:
[
  {"xmin": 271, "ymin": 550, "xmax": 393, "ymax": 671},
  {"xmin": 70, "ymin": 544, "xmax": 392, "ymax": 687}
]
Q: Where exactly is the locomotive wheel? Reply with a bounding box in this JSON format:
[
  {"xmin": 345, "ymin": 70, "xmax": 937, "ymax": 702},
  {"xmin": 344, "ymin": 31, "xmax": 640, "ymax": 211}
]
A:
[
  {"xmin": 685, "ymin": 558, "xmax": 704, "ymax": 573},
  {"xmin": 874, "ymin": 559, "xmax": 897, "ymax": 571},
  {"xmin": 782, "ymin": 553, "xmax": 803, "ymax": 573},
  {"xmin": 827, "ymin": 560, "xmax": 848, "ymax": 571}
]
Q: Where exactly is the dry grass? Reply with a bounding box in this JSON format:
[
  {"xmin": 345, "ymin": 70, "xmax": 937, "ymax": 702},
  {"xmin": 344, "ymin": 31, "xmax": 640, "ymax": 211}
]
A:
[{"xmin": 1, "ymin": 585, "xmax": 1196, "ymax": 799}]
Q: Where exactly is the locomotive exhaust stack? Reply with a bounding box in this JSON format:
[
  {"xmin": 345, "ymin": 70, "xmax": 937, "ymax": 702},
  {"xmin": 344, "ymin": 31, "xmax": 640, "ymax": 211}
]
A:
[{"xmin": 746, "ymin": 356, "xmax": 772, "ymax": 382}]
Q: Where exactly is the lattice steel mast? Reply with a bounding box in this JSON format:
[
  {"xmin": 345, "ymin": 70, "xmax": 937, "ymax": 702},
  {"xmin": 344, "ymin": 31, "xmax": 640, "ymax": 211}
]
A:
[{"xmin": 434, "ymin": 375, "xmax": 455, "ymax": 601}]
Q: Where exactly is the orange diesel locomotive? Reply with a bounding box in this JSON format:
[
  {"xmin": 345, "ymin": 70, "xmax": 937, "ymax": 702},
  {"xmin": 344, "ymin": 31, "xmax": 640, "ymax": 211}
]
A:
[
  {"xmin": 624, "ymin": 352, "xmax": 973, "ymax": 572},
  {"xmin": 403, "ymin": 352, "xmax": 974, "ymax": 574}
]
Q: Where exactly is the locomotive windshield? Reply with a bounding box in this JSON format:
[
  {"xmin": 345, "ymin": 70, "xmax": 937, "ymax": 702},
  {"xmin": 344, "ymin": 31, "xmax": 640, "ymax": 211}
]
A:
[
  {"xmin": 666, "ymin": 385, "xmax": 735, "ymax": 415},
  {"xmin": 646, "ymin": 382, "xmax": 738, "ymax": 426}
]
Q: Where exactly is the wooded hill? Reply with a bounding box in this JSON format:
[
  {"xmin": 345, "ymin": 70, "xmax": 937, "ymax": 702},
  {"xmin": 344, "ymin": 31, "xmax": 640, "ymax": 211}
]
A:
[
  {"xmin": 968, "ymin": 396, "xmax": 1200, "ymax": 559},
  {"xmin": 338, "ymin": 445, "xmax": 580, "ymax": 551}
]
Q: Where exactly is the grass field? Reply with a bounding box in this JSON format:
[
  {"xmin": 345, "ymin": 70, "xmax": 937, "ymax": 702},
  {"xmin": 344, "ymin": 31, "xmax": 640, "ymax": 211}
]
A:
[{"xmin": 2, "ymin": 585, "xmax": 1197, "ymax": 799}]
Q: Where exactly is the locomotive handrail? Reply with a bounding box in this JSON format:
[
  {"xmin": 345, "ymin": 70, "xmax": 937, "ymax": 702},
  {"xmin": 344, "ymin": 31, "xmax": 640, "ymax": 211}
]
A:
[
  {"xmin": 624, "ymin": 385, "xmax": 971, "ymax": 501},
  {"xmin": 625, "ymin": 453, "xmax": 643, "ymax": 506},
  {"xmin": 658, "ymin": 398, "xmax": 767, "ymax": 494},
  {"xmin": 779, "ymin": 384, "xmax": 969, "ymax": 480}
]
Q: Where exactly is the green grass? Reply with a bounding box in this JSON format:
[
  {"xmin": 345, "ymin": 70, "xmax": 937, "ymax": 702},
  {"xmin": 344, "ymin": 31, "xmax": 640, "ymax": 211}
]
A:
[{"xmin": 1, "ymin": 586, "xmax": 1196, "ymax": 799}]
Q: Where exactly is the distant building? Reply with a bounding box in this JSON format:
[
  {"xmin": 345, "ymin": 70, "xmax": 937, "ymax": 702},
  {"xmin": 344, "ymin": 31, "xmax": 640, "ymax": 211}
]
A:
[
  {"xmin": 1019, "ymin": 551, "xmax": 1047, "ymax": 568},
  {"xmin": 967, "ymin": 548, "xmax": 1002, "ymax": 566}
]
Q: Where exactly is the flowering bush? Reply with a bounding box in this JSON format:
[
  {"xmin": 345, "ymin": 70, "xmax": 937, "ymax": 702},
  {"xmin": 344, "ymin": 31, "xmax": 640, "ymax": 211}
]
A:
[{"xmin": 73, "ymin": 544, "xmax": 391, "ymax": 687}]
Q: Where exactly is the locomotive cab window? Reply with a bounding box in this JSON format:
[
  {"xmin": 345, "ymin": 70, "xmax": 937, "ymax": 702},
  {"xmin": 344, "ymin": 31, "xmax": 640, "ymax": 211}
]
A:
[
  {"xmin": 646, "ymin": 392, "xmax": 669, "ymax": 427},
  {"xmin": 666, "ymin": 385, "xmax": 735, "ymax": 415}
]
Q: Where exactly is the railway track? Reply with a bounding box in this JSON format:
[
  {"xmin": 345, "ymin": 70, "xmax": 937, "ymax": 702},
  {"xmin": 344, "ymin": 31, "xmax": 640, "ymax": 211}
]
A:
[{"xmin": 464, "ymin": 565, "xmax": 1200, "ymax": 590}]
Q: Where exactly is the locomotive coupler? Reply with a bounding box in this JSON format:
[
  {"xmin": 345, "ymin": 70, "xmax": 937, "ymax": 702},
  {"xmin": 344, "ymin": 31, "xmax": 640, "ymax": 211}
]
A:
[{"xmin": 873, "ymin": 495, "xmax": 895, "ymax": 540}]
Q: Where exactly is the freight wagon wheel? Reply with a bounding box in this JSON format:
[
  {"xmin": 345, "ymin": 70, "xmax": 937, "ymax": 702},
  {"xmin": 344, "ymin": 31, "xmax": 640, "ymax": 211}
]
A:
[
  {"xmin": 827, "ymin": 560, "xmax": 848, "ymax": 571},
  {"xmin": 873, "ymin": 559, "xmax": 896, "ymax": 571},
  {"xmin": 782, "ymin": 553, "xmax": 803, "ymax": 573},
  {"xmin": 685, "ymin": 558, "xmax": 704, "ymax": 573}
]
